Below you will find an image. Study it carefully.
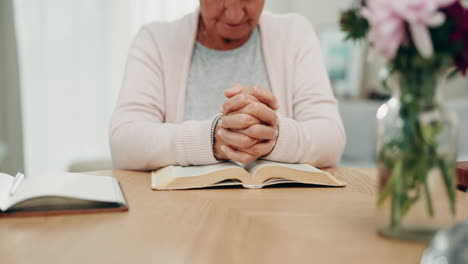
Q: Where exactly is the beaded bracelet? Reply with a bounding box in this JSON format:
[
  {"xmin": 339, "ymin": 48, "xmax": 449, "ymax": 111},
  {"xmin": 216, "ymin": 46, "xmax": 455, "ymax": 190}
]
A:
[{"xmin": 211, "ymin": 114, "xmax": 222, "ymax": 148}]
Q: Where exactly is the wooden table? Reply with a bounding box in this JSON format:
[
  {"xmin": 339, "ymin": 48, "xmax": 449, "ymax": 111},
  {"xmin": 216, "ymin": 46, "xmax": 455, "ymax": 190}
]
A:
[{"xmin": 1, "ymin": 168, "xmax": 467, "ymax": 264}]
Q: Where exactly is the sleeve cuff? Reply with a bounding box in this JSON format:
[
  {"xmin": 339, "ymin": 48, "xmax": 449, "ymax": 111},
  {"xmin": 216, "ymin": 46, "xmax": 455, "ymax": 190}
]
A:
[
  {"xmin": 175, "ymin": 115, "xmax": 220, "ymax": 166},
  {"xmin": 263, "ymin": 116, "xmax": 300, "ymax": 163}
]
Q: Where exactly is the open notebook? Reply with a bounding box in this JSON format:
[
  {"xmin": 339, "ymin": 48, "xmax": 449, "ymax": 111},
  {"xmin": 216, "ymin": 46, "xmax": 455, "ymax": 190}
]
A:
[
  {"xmin": 0, "ymin": 172, "xmax": 128, "ymax": 217},
  {"xmin": 152, "ymin": 160, "xmax": 345, "ymax": 190}
]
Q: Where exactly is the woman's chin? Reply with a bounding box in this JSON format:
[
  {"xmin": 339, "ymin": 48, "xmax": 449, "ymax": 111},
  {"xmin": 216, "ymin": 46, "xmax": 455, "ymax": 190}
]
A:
[
  {"xmin": 217, "ymin": 24, "xmax": 252, "ymax": 40},
  {"xmin": 219, "ymin": 30, "xmax": 251, "ymax": 42}
]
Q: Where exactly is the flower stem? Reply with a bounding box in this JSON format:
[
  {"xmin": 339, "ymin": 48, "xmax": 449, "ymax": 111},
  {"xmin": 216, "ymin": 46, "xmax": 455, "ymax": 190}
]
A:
[
  {"xmin": 438, "ymin": 158, "xmax": 456, "ymax": 215},
  {"xmin": 423, "ymin": 179, "xmax": 434, "ymax": 217}
]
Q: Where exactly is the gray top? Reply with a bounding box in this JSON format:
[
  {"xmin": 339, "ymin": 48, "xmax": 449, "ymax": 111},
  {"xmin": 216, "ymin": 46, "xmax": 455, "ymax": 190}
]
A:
[{"xmin": 184, "ymin": 27, "xmax": 271, "ymax": 121}]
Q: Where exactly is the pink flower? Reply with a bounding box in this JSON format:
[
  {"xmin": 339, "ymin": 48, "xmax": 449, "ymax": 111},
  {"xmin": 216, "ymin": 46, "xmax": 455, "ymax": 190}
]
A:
[
  {"xmin": 362, "ymin": 0, "xmax": 456, "ymax": 59},
  {"xmin": 362, "ymin": 1, "xmax": 406, "ymax": 59}
]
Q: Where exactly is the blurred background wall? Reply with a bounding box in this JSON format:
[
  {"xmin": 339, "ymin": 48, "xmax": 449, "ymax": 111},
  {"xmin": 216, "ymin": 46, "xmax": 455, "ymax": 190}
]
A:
[
  {"xmin": 0, "ymin": 0, "xmax": 24, "ymax": 175},
  {"xmin": 1, "ymin": 0, "xmax": 467, "ymax": 175}
]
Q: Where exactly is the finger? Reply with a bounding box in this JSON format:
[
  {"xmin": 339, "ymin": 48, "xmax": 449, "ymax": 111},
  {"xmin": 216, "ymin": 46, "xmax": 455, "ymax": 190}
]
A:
[
  {"xmin": 220, "ymin": 113, "xmax": 261, "ymax": 130},
  {"xmin": 224, "ymin": 83, "xmax": 244, "ymax": 98},
  {"xmin": 217, "ymin": 128, "xmax": 258, "ymax": 149},
  {"xmin": 227, "ymin": 102, "xmax": 279, "ymax": 127},
  {"xmin": 233, "ymin": 124, "xmax": 278, "ymax": 140},
  {"xmin": 225, "ymin": 85, "xmax": 279, "ymax": 111},
  {"xmin": 237, "ymin": 140, "xmax": 276, "ymax": 157},
  {"xmin": 245, "ymin": 85, "xmax": 279, "ymax": 110},
  {"xmin": 222, "ymin": 93, "xmax": 259, "ymax": 115},
  {"xmin": 220, "ymin": 145, "xmax": 258, "ymax": 164}
]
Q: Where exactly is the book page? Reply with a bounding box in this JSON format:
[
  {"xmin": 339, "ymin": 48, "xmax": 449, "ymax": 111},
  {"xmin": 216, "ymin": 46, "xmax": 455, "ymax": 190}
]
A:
[
  {"xmin": 0, "ymin": 173, "xmax": 14, "ymax": 211},
  {"xmin": 246, "ymin": 160, "xmax": 325, "ymax": 175},
  {"xmin": 246, "ymin": 160, "xmax": 345, "ymax": 187},
  {"xmin": 152, "ymin": 162, "xmax": 249, "ymax": 190},
  {"xmin": 6, "ymin": 173, "xmax": 125, "ymax": 210},
  {"xmin": 171, "ymin": 162, "xmax": 241, "ymax": 178}
]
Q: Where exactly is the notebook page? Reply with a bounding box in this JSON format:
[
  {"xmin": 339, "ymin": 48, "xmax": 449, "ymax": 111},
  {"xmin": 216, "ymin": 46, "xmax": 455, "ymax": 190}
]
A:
[
  {"xmin": 6, "ymin": 173, "xmax": 122, "ymax": 209},
  {"xmin": 171, "ymin": 162, "xmax": 240, "ymax": 178},
  {"xmin": 0, "ymin": 173, "xmax": 14, "ymax": 211}
]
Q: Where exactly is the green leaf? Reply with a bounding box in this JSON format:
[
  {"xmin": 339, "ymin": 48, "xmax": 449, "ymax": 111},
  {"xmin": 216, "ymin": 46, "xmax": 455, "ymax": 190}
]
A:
[{"xmin": 340, "ymin": 9, "xmax": 369, "ymax": 41}]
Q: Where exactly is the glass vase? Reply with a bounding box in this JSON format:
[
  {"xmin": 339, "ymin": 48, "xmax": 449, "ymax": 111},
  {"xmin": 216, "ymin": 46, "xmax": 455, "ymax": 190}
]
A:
[{"xmin": 376, "ymin": 70, "xmax": 459, "ymax": 242}]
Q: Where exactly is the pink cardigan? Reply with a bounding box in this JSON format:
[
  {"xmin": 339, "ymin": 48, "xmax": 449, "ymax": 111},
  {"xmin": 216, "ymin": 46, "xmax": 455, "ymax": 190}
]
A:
[{"xmin": 110, "ymin": 11, "xmax": 346, "ymax": 170}]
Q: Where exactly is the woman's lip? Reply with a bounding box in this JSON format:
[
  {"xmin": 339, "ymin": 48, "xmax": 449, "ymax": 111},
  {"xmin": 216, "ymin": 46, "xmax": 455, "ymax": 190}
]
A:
[{"xmin": 226, "ymin": 23, "xmax": 243, "ymax": 28}]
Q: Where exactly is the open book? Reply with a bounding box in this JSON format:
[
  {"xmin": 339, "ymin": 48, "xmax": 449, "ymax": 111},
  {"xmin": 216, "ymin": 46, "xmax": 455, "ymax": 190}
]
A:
[
  {"xmin": 152, "ymin": 160, "xmax": 345, "ymax": 190},
  {"xmin": 0, "ymin": 172, "xmax": 128, "ymax": 217}
]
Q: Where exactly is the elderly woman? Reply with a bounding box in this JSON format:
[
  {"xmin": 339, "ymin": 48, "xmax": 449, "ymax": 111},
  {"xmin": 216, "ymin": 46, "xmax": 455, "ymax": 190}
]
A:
[{"xmin": 110, "ymin": 0, "xmax": 345, "ymax": 170}]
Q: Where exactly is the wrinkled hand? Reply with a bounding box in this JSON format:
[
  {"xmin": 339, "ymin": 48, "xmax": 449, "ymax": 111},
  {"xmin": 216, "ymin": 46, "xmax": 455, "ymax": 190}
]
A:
[{"xmin": 214, "ymin": 84, "xmax": 279, "ymax": 164}]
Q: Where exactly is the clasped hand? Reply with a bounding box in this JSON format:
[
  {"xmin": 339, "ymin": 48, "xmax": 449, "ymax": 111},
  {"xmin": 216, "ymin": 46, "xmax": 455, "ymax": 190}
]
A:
[{"xmin": 214, "ymin": 84, "xmax": 279, "ymax": 164}]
